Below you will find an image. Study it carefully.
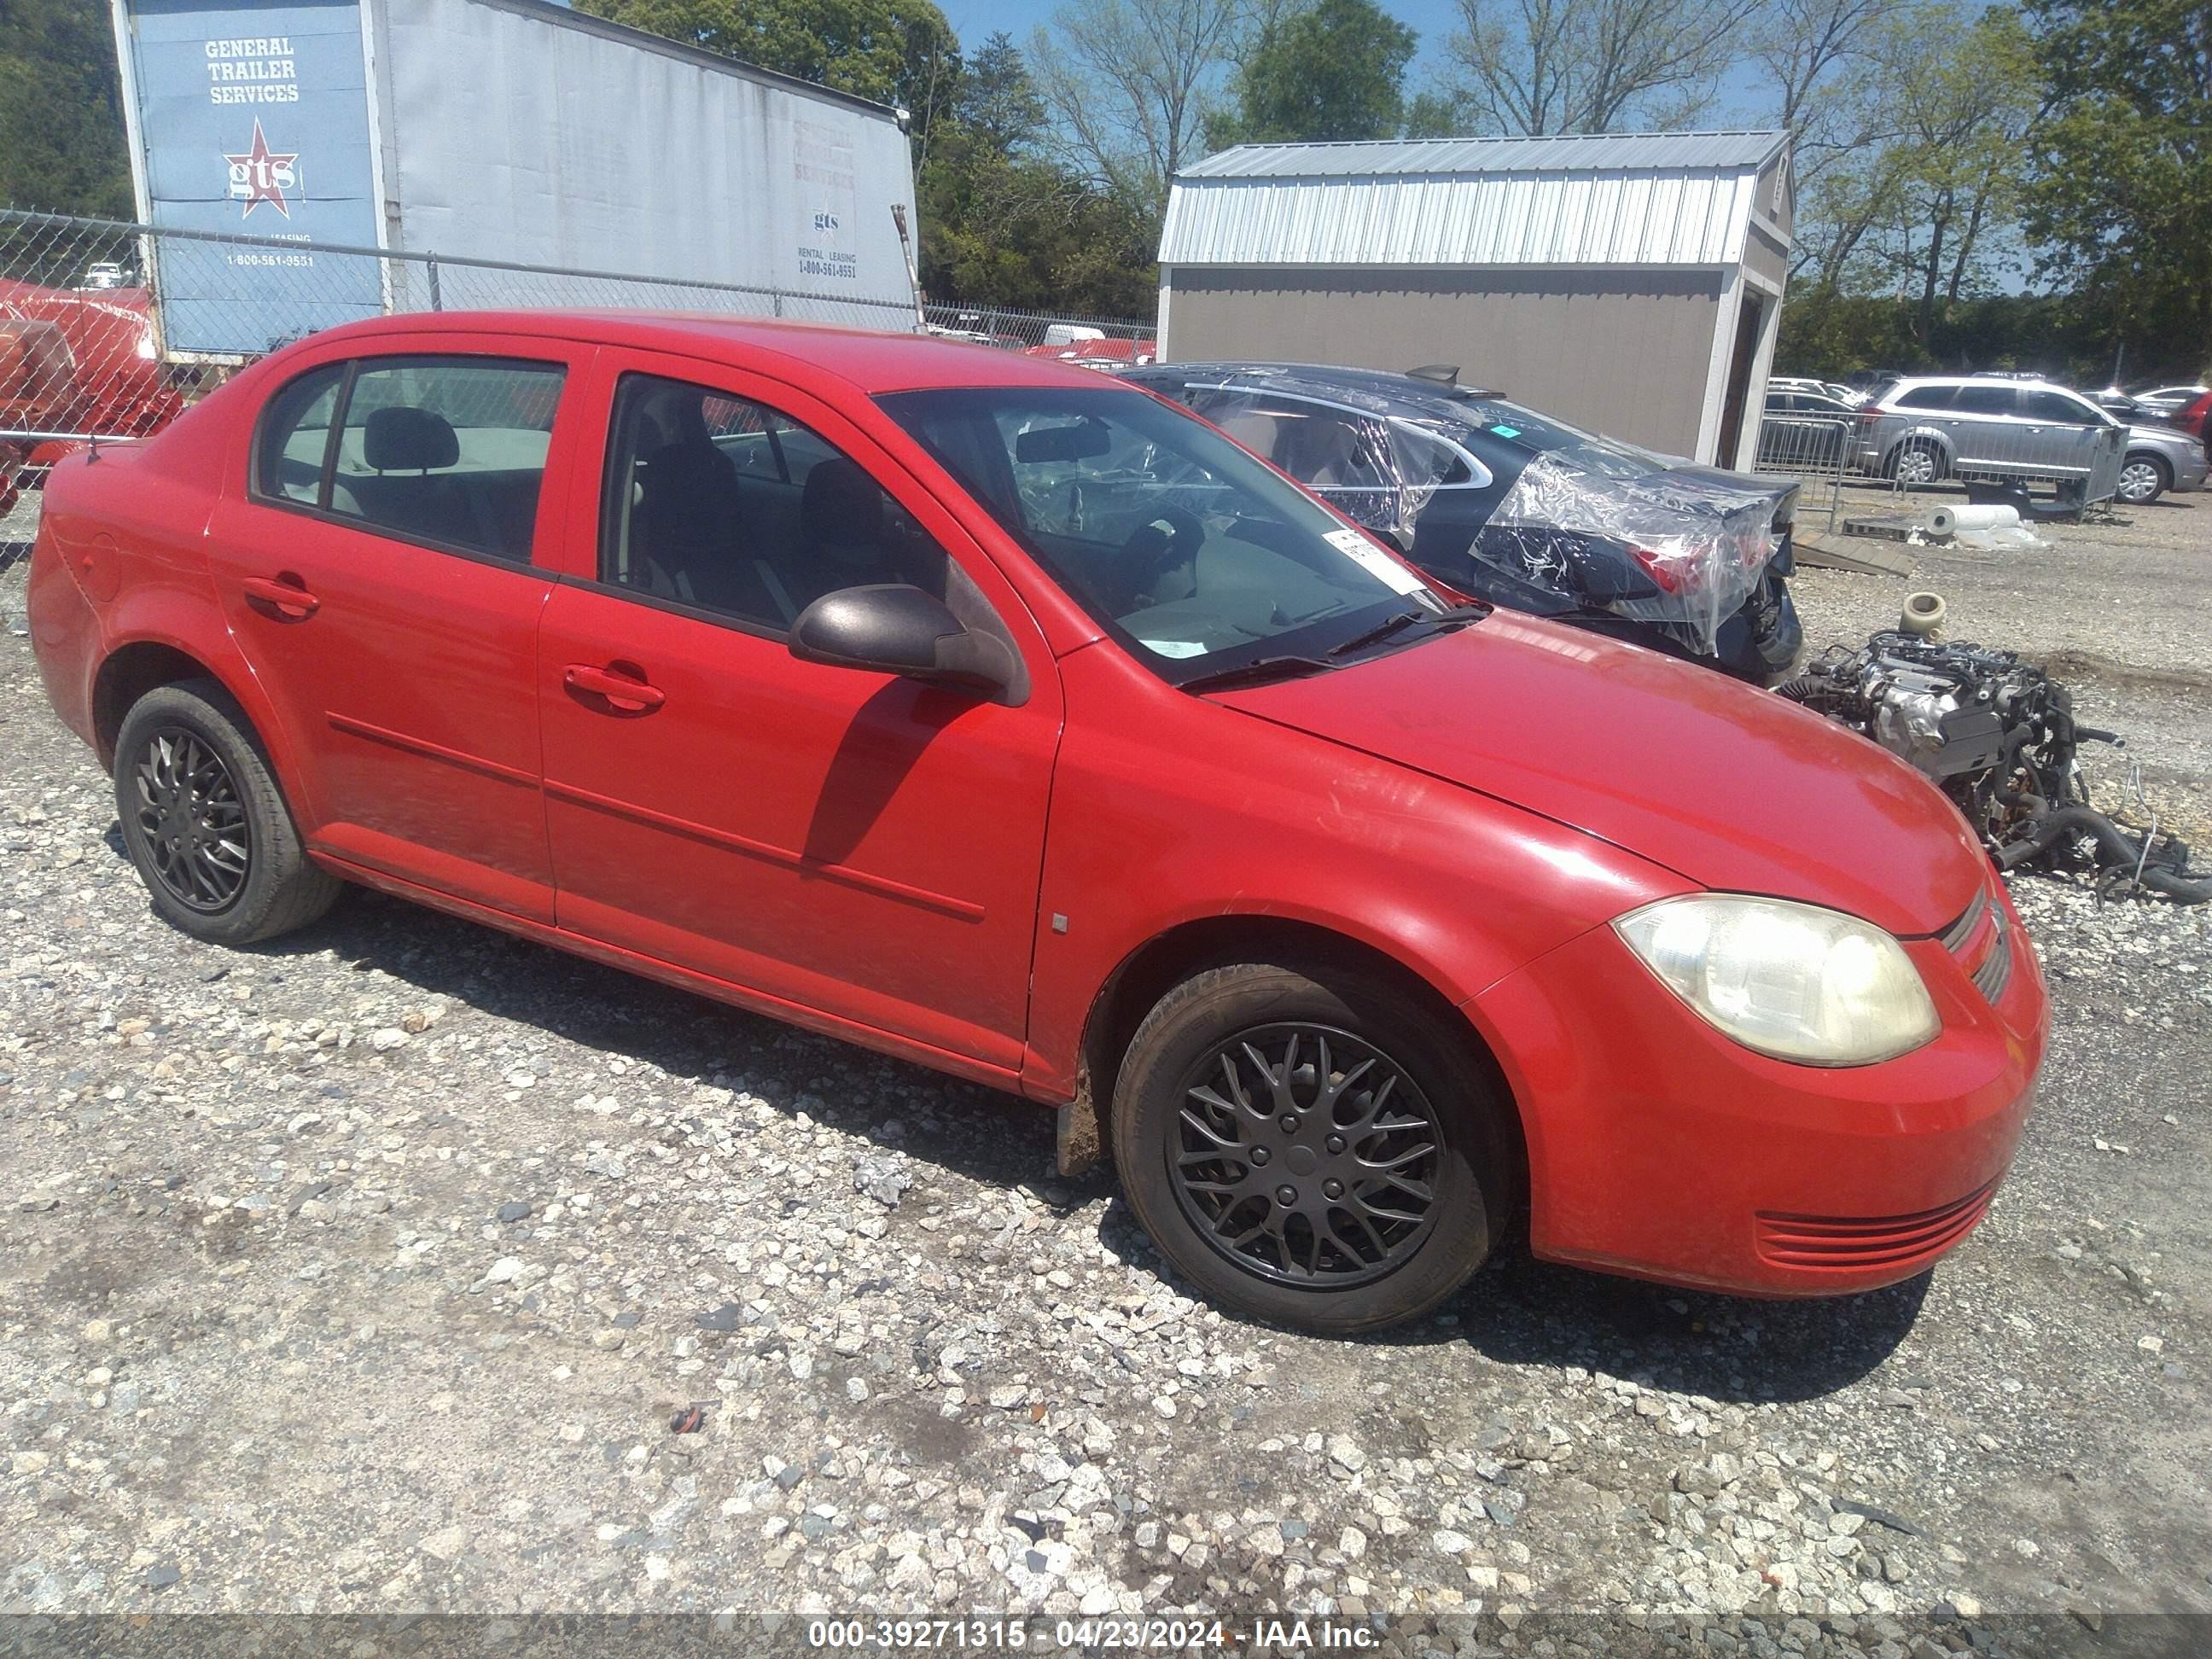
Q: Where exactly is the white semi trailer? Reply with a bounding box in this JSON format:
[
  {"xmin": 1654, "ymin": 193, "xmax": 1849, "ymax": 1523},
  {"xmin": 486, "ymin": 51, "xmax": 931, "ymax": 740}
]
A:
[{"xmin": 108, "ymin": 0, "xmax": 922, "ymax": 357}]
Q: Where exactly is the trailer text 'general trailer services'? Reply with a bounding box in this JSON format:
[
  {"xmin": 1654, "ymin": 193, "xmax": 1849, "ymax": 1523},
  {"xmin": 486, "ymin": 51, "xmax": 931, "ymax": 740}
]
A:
[{"xmin": 108, "ymin": 0, "xmax": 922, "ymax": 357}]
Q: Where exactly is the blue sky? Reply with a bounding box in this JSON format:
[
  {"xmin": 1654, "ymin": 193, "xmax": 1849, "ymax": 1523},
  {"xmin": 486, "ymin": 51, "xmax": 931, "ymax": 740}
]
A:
[{"xmin": 935, "ymin": 0, "xmax": 1786, "ymax": 129}]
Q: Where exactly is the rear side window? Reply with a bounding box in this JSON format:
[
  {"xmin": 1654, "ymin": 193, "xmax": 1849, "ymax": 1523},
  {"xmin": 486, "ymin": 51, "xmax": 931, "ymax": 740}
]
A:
[
  {"xmin": 1950, "ymin": 385, "xmax": 2018, "ymax": 416},
  {"xmin": 253, "ymin": 364, "xmax": 346, "ymax": 505},
  {"xmin": 1895, "ymin": 385, "xmax": 1959, "ymax": 410},
  {"xmin": 328, "ymin": 358, "xmax": 566, "ymax": 562}
]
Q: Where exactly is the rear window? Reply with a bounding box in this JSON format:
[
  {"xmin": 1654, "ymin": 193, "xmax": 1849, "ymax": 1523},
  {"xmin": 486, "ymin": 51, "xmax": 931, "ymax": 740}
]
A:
[{"xmin": 1447, "ymin": 397, "xmax": 1665, "ymax": 480}]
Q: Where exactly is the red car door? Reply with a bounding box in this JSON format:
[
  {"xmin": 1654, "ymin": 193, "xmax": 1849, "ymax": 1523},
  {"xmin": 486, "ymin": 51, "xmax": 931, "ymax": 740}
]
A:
[
  {"xmin": 203, "ymin": 335, "xmax": 591, "ymax": 923},
  {"xmin": 534, "ymin": 350, "xmax": 1063, "ymax": 1076}
]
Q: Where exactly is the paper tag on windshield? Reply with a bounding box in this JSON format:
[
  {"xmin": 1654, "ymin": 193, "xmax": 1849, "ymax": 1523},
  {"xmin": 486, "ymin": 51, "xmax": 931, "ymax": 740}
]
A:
[
  {"xmin": 1326, "ymin": 528, "xmax": 1430, "ymax": 597},
  {"xmin": 1140, "ymin": 638, "xmax": 1209, "ymax": 659}
]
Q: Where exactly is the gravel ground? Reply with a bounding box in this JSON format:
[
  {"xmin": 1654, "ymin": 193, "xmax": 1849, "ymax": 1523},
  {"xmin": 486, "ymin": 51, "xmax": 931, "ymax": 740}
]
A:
[{"xmin": 3, "ymin": 486, "xmax": 2210, "ymax": 1656}]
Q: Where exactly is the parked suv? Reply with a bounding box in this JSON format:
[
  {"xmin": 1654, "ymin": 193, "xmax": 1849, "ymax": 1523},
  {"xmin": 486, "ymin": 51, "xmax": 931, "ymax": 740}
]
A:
[{"xmin": 1852, "ymin": 375, "xmax": 2205, "ymax": 505}]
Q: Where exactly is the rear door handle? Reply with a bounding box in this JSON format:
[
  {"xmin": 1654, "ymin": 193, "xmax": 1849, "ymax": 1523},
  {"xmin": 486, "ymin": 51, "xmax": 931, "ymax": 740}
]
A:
[
  {"xmin": 563, "ymin": 663, "xmax": 666, "ymax": 713},
  {"xmin": 242, "ymin": 574, "xmax": 320, "ymax": 620}
]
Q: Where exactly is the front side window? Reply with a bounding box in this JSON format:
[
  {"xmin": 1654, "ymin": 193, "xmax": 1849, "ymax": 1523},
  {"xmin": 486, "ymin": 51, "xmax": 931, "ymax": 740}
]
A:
[
  {"xmin": 600, "ymin": 372, "xmax": 946, "ymax": 632},
  {"xmin": 880, "ymin": 386, "xmax": 1449, "ymax": 678},
  {"xmin": 1196, "ymin": 394, "xmax": 1394, "ymax": 492},
  {"xmin": 2023, "ymin": 390, "xmax": 2104, "ymax": 425}
]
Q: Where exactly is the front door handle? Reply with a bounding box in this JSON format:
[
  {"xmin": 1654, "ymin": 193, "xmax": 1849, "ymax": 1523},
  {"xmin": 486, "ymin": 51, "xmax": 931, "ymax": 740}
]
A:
[
  {"xmin": 242, "ymin": 574, "xmax": 320, "ymax": 620},
  {"xmin": 563, "ymin": 663, "xmax": 666, "ymax": 713}
]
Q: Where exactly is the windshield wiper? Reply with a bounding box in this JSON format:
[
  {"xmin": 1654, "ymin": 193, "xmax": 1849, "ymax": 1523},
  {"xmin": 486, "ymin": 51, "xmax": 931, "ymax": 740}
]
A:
[
  {"xmin": 1178, "ymin": 655, "xmax": 1334, "ymax": 693},
  {"xmin": 1325, "ymin": 609, "xmax": 1423, "ymax": 659},
  {"xmin": 1324, "ymin": 603, "xmax": 1487, "ymax": 660}
]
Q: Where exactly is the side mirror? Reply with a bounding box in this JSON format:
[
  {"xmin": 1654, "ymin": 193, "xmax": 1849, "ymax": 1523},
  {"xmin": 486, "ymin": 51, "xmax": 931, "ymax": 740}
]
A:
[{"xmin": 788, "ymin": 583, "xmax": 1016, "ymax": 696}]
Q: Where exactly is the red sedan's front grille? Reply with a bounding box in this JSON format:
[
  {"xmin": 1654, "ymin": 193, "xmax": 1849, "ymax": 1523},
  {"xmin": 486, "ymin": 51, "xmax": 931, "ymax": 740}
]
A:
[
  {"xmin": 1936, "ymin": 888, "xmax": 2012, "ymax": 1006},
  {"xmin": 1755, "ymin": 1180, "xmax": 1998, "ymax": 1272}
]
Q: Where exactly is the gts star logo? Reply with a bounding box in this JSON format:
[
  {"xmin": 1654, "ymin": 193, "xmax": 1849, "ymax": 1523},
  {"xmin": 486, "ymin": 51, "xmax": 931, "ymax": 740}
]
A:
[{"xmin": 224, "ymin": 120, "xmax": 299, "ymax": 218}]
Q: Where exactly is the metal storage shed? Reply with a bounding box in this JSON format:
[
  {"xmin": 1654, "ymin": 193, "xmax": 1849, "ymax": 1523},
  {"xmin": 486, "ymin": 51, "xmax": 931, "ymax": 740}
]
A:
[{"xmin": 1157, "ymin": 131, "xmax": 1795, "ymax": 468}]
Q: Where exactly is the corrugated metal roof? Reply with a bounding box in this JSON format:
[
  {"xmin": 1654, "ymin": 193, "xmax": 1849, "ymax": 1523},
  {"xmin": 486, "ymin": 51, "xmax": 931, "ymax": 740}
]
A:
[
  {"xmin": 1179, "ymin": 131, "xmax": 1789, "ymax": 179},
  {"xmin": 1160, "ymin": 132, "xmax": 1790, "ymax": 269}
]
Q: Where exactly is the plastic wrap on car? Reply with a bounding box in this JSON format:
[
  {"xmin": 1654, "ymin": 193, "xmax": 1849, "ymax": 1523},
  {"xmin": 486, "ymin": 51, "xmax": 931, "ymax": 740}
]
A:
[
  {"xmin": 1178, "ymin": 372, "xmax": 1778, "ymax": 655},
  {"xmin": 1481, "ymin": 454, "xmax": 1778, "ymax": 655},
  {"xmin": 1183, "ymin": 384, "xmax": 1464, "ymax": 550}
]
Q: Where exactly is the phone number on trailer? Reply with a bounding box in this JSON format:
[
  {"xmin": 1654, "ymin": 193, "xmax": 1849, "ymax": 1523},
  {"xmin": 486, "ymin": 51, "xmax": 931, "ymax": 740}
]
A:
[{"xmin": 805, "ymin": 1620, "xmax": 1232, "ymax": 1649}]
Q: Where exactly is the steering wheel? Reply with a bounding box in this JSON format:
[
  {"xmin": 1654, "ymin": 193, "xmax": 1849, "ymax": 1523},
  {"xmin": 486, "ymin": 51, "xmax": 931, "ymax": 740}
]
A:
[{"xmin": 1120, "ymin": 507, "xmax": 1208, "ymax": 608}]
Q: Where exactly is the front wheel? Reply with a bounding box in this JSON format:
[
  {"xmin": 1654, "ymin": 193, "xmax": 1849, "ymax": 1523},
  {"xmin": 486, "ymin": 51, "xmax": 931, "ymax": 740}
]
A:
[
  {"xmin": 2116, "ymin": 453, "xmax": 2169, "ymax": 505},
  {"xmin": 114, "ymin": 678, "xmax": 341, "ymax": 946},
  {"xmin": 1112, "ymin": 961, "xmax": 1512, "ymax": 1334}
]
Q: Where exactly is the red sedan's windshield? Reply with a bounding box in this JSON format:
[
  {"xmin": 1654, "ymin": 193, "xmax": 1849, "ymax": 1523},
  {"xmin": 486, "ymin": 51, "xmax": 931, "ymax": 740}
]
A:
[{"xmin": 879, "ymin": 387, "xmax": 1446, "ymax": 678}]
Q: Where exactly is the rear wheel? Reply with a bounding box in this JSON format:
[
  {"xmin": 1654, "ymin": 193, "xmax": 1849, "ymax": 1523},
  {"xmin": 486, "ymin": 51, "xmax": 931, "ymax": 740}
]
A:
[
  {"xmin": 1111, "ymin": 961, "xmax": 1511, "ymax": 1334},
  {"xmin": 1888, "ymin": 440, "xmax": 1942, "ymax": 487},
  {"xmin": 114, "ymin": 679, "xmax": 341, "ymax": 946},
  {"xmin": 2116, "ymin": 453, "xmax": 2169, "ymax": 505}
]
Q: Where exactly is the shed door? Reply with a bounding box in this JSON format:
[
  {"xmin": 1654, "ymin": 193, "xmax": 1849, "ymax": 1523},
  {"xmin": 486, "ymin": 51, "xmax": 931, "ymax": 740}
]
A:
[{"xmin": 1713, "ymin": 290, "xmax": 1767, "ymax": 469}]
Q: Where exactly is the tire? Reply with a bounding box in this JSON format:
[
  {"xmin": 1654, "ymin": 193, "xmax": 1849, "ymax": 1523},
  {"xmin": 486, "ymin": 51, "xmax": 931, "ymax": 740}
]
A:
[
  {"xmin": 1111, "ymin": 960, "xmax": 1512, "ymax": 1335},
  {"xmin": 114, "ymin": 678, "xmax": 341, "ymax": 946},
  {"xmin": 1888, "ymin": 440, "xmax": 1942, "ymax": 488},
  {"xmin": 2116, "ymin": 453, "xmax": 2169, "ymax": 505}
]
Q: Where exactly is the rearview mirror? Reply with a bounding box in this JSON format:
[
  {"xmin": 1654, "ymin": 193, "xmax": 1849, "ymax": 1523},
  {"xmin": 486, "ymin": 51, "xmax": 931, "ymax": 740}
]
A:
[
  {"xmin": 788, "ymin": 584, "xmax": 1017, "ymax": 696},
  {"xmin": 1015, "ymin": 420, "xmax": 1112, "ymax": 463}
]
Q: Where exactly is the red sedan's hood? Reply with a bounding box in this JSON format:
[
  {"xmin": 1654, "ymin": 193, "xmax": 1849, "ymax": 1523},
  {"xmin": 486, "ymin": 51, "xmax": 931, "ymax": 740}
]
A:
[{"xmin": 1210, "ymin": 614, "xmax": 1988, "ymax": 937}]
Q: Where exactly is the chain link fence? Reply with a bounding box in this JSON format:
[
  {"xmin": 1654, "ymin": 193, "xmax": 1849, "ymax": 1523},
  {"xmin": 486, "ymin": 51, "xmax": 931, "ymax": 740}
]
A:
[{"xmin": 1, "ymin": 206, "xmax": 1153, "ymax": 452}]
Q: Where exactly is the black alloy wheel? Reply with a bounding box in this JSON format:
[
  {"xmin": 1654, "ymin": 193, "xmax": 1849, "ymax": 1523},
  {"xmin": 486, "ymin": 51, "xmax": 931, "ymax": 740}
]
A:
[
  {"xmin": 1171, "ymin": 1022, "xmax": 1443, "ymax": 1287},
  {"xmin": 113, "ymin": 678, "xmax": 342, "ymax": 946},
  {"xmin": 1112, "ymin": 961, "xmax": 1511, "ymax": 1334},
  {"xmin": 130, "ymin": 724, "xmax": 251, "ymax": 912}
]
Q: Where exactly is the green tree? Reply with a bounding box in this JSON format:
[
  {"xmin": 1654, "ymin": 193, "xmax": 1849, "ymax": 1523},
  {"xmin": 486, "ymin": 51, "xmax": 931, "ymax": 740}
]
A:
[
  {"xmin": 579, "ymin": 0, "xmax": 963, "ymax": 143},
  {"xmin": 0, "ymin": 0, "xmax": 134, "ymax": 218},
  {"xmin": 1438, "ymin": 0, "xmax": 1763, "ymax": 134},
  {"xmin": 1784, "ymin": 3, "xmax": 2037, "ymax": 329},
  {"xmin": 2023, "ymin": 0, "xmax": 2212, "ymax": 376},
  {"xmin": 958, "ymin": 31, "xmax": 1045, "ymax": 156},
  {"xmin": 1871, "ymin": 8, "xmax": 2040, "ymax": 342},
  {"xmin": 1026, "ymin": 0, "xmax": 1249, "ymax": 217},
  {"xmin": 917, "ymin": 32, "xmax": 1157, "ymax": 315},
  {"xmin": 1204, "ymin": 0, "xmax": 1417, "ymax": 148}
]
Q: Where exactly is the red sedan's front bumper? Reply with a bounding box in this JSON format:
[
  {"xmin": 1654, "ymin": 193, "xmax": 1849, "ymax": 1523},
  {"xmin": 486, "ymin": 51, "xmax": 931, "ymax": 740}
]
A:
[{"xmin": 1471, "ymin": 882, "xmax": 2048, "ymax": 1296}]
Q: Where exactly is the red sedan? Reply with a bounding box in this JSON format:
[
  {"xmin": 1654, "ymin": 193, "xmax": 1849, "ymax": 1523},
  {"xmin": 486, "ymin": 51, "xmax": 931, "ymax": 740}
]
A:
[{"xmin": 26, "ymin": 313, "xmax": 2046, "ymax": 1333}]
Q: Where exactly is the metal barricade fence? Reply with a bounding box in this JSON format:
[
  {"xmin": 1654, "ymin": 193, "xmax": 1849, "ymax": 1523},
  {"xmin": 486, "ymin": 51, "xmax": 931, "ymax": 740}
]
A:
[
  {"xmin": 1863, "ymin": 405, "xmax": 2129, "ymax": 515},
  {"xmin": 1751, "ymin": 412, "xmax": 1854, "ymax": 534},
  {"xmin": 1, "ymin": 206, "xmax": 1154, "ymax": 449}
]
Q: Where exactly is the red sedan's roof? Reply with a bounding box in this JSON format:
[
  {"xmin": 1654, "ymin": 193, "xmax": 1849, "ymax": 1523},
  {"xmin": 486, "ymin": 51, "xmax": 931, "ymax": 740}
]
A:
[{"xmin": 303, "ymin": 309, "xmax": 1134, "ymax": 396}]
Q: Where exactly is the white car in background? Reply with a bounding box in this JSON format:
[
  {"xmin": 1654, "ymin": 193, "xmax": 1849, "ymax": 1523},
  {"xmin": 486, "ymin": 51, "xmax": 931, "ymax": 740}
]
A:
[
  {"xmin": 2131, "ymin": 382, "xmax": 2209, "ymax": 417},
  {"xmin": 1769, "ymin": 375, "xmax": 1862, "ymax": 403}
]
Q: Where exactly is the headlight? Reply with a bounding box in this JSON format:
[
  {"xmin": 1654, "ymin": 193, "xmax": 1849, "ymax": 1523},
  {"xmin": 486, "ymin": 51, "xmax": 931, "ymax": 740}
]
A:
[{"xmin": 1614, "ymin": 894, "xmax": 1939, "ymax": 1067}]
